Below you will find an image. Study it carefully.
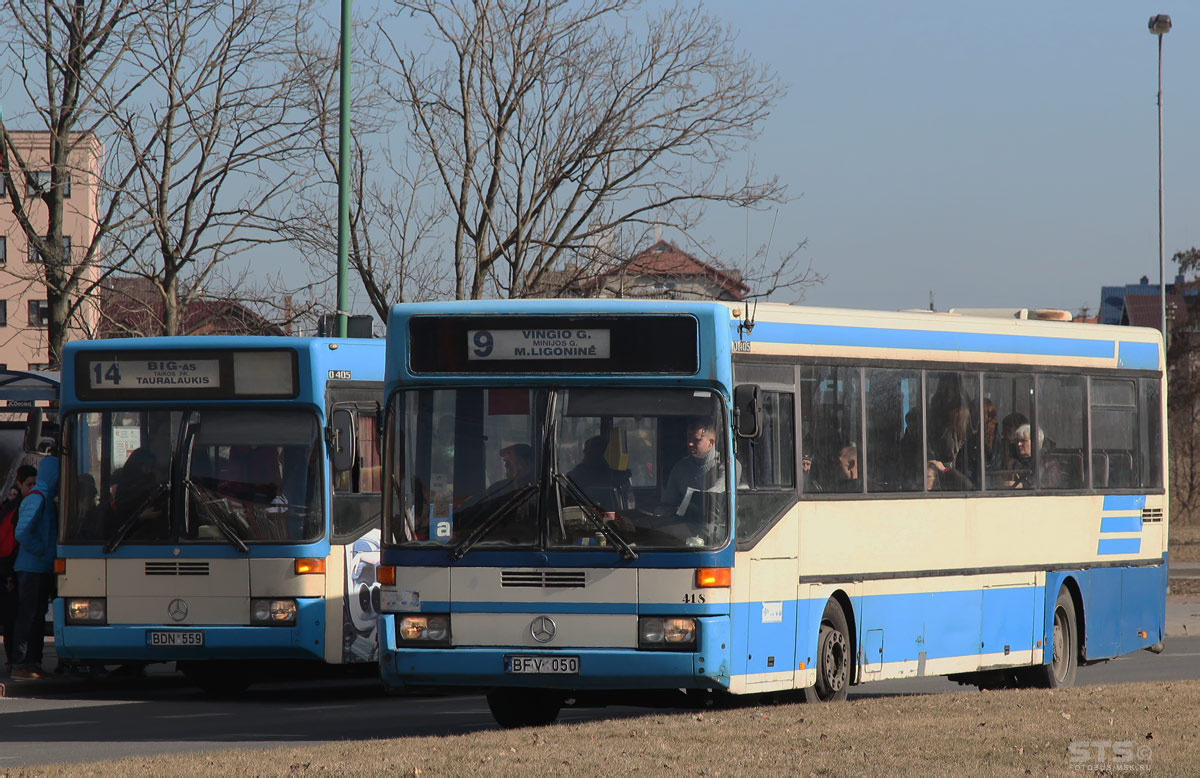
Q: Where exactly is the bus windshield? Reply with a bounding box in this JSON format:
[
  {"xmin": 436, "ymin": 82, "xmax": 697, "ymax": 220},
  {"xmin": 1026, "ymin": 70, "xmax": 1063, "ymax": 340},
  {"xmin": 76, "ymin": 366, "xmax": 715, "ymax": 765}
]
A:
[
  {"xmin": 62, "ymin": 409, "xmax": 324, "ymax": 546},
  {"xmin": 386, "ymin": 386, "xmax": 729, "ymax": 551}
]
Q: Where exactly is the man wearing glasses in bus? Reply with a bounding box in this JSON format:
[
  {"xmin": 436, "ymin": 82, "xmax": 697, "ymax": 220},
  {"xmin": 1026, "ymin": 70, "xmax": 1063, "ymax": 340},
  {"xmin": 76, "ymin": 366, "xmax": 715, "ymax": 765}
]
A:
[{"xmin": 661, "ymin": 417, "xmax": 725, "ymax": 545}]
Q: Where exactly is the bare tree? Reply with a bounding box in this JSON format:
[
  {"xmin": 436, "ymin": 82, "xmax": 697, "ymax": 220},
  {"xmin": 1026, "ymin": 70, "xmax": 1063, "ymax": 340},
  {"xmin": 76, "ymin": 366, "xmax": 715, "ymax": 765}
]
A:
[
  {"xmin": 0, "ymin": 0, "xmax": 146, "ymax": 367},
  {"xmin": 285, "ymin": 16, "xmax": 450, "ymax": 324},
  {"xmin": 380, "ymin": 0, "xmax": 805, "ymax": 301},
  {"xmin": 102, "ymin": 0, "xmax": 323, "ymax": 336}
]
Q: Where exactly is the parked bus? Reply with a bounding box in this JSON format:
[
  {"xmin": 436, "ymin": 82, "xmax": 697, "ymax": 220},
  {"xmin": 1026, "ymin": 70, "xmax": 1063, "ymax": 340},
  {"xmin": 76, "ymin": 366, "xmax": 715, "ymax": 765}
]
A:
[
  {"xmin": 374, "ymin": 300, "xmax": 1167, "ymax": 726},
  {"xmin": 54, "ymin": 337, "xmax": 385, "ymax": 692}
]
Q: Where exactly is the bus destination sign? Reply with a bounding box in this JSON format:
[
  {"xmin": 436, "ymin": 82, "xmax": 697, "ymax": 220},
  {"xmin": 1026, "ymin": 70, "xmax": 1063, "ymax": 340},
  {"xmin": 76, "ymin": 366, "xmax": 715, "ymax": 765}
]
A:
[
  {"xmin": 409, "ymin": 314, "xmax": 699, "ymax": 374},
  {"xmin": 90, "ymin": 359, "xmax": 222, "ymax": 390},
  {"xmin": 467, "ymin": 329, "xmax": 610, "ymax": 361}
]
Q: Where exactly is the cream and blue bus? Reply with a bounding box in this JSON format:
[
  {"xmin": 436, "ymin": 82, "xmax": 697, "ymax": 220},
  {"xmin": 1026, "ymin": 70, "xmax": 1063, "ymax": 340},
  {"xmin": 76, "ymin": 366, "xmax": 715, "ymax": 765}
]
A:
[
  {"xmin": 375, "ymin": 300, "xmax": 1167, "ymax": 726},
  {"xmin": 54, "ymin": 337, "xmax": 386, "ymax": 692}
]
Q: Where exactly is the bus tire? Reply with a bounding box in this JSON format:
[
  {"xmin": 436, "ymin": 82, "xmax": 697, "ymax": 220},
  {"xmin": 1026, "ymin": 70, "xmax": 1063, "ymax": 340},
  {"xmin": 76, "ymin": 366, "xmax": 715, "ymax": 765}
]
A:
[
  {"xmin": 486, "ymin": 687, "xmax": 562, "ymax": 728},
  {"xmin": 179, "ymin": 661, "xmax": 253, "ymax": 697},
  {"xmin": 1035, "ymin": 588, "xmax": 1078, "ymax": 689},
  {"xmin": 803, "ymin": 599, "xmax": 851, "ymax": 703}
]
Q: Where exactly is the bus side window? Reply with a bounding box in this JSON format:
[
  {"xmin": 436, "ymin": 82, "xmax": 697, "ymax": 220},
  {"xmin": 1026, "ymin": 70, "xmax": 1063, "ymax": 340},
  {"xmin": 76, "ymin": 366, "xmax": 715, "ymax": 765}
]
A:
[
  {"xmin": 865, "ymin": 368, "xmax": 922, "ymax": 493},
  {"xmin": 332, "ymin": 407, "xmax": 381, "ymax": 542},
  {"xmin": 1037, "ymin": 375, "xmax": 1087, "ymax": 490}
]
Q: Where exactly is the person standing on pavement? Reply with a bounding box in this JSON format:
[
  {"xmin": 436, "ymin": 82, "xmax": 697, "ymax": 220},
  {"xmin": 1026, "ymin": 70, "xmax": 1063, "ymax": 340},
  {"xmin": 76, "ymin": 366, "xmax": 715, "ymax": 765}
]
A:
[
  {"xmin": 10, "ymin": 457, "xmax": 59, "ymax": 679},
  {"xmin": 1, "ymin": 464, "xmax": 38, "ymax": 674}
]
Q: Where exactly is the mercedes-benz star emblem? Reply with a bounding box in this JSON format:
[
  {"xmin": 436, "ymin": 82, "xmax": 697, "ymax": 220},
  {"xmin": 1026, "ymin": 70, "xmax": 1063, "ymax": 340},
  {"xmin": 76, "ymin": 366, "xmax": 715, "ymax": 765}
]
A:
[
  {"xmin": 167, "ymin": 598, "xmax": 189, "ymax": 622},
  {"xmin": 530, "ymin": 615, "xmax": 556, "ymax": 643}
]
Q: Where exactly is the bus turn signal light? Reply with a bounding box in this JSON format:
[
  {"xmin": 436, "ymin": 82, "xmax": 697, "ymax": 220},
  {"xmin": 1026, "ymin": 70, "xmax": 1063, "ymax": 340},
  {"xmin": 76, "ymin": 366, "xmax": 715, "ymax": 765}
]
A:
[
  {"xmin": 376, "ymin": 565, "xmax": 396, "ymax": 585},
  {"xmin": 695, "ymin": 568, "xmax": 730, "ymax": 588},
  {"xmin": 54, "ymin": 558, "xmax": 66, "ymax": 574},
  {"xmin": 294, "ymin": 558, "xmax": 326, "ymax": 575}
]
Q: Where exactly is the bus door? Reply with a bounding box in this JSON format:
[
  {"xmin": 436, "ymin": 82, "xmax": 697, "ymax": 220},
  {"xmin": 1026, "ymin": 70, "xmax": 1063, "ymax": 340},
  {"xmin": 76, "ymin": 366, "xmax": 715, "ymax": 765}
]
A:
[{"xmin": 327, "ymin": 384, "xmax": 383, "ymax": 663}]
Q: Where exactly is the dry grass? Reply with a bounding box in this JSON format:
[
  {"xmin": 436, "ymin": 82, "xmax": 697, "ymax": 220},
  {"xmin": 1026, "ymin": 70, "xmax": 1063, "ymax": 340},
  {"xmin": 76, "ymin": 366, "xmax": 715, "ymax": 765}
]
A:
[
  {"xmin": 1170, "ymin": 523, "xmax": 1200, "ymax": 563},
  {"xmin": 1169, "ymin": 577, "xmax": 1200, "ymax": 596},
  {"xmin": 14, "ymin": 681, "xmax": 1200, "ymax": 777}
]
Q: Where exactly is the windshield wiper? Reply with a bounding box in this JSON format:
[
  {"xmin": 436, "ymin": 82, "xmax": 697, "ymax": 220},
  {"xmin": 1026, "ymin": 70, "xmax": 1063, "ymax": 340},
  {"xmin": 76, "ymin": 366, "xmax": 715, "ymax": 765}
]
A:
[
  {"xmin": 451, "ymin": 482, "xmax": 539, "ymax": 561},
  {"xmin": 555, "ymin": 472, "xmax": 638, "ymax": 561},
  {"xmin": 103, "ymin": 481, "xmax": 170, "ymax": 553},
  {"xmin": 184, "ymin": 479, "xmax": 250, "ymax": 552}
]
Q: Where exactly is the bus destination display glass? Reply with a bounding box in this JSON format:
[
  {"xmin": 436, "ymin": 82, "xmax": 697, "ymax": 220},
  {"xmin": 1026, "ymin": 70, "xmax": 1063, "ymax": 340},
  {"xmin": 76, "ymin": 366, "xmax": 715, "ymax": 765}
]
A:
[{"xmin": 409, "ymin": 315, "xmax": 699, "ymax": 374}]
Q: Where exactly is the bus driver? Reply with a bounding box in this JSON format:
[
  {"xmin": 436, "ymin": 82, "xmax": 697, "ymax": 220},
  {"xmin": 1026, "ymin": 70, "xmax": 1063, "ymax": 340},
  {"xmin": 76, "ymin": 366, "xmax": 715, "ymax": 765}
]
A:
[{"xmin": 661, "ymin": 417, "xmax": 725, "ymax": 543}]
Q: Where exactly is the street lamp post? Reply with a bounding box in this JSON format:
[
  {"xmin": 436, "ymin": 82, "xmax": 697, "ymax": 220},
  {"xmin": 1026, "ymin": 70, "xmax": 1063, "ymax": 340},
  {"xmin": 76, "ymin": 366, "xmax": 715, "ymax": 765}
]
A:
[{"xmin": 1149, "ymin": 14, "xmax": 1171, "ymax": 346}]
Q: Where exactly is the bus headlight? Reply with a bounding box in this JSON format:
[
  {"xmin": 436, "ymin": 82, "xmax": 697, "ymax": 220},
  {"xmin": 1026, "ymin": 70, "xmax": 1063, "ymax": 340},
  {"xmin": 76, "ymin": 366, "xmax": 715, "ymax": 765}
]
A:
[
  {"xmin": 66, "ymin": 598, "xmax": 107, "ymax": 625},
  {"xmin": 638, "ymin": 617, "xmax": 696, "ymax": 649},
  {"xmin": 250, "ymin": 598, "xmax": 297, "ymax": 625},
  {"xmin": 398, "ymin": 615, "xmax": 450, "ymax": 645}
]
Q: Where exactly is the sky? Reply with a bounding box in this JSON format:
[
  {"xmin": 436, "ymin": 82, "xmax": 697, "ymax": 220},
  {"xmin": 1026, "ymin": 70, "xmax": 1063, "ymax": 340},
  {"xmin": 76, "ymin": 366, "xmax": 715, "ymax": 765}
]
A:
[{"xmin": 694, "ymin": 1, "xmax": 1200, "ymax": 315}]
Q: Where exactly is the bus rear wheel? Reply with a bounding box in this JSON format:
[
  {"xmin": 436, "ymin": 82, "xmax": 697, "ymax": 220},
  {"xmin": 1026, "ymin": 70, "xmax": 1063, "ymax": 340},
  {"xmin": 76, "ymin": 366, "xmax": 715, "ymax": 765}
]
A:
[
  {"xmin": 1034, "ymin": 588, "xmax": 1078, "ymax": 688},
  {"xmin": 804, "ymin": 600, "xmax": 851, "ymax": 703},
  {"xmin": 486, "ymin": 688, "xmax": 562, "ymax": 728}
]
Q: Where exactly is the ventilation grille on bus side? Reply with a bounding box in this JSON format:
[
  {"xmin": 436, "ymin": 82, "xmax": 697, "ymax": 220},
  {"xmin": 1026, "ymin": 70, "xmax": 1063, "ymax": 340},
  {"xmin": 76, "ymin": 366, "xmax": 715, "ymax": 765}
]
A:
[
  {"xmin": 144, "ymin": 561, "xmax": 210, "ymax": 576},
  {"xmin": 1142, "ymin": 507, "xmax": 1164, "ymax": 523},
  {"xmin": 501, "ymin": 570, "xmax": 586, "ymax": 588}
]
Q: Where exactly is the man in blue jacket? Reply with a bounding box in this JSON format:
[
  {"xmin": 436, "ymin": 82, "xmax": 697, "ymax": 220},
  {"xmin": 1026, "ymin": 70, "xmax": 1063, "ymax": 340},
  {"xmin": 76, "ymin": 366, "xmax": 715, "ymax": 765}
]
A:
[{"xmin": 11, "ymin": 457, "xmax": 58, "ymax": 679}]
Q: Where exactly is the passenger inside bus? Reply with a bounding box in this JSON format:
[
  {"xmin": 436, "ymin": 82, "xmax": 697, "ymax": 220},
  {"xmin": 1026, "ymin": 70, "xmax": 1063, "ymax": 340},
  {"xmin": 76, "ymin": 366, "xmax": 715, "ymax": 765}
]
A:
[
  {"xmin": 567, "ymin": 435, "xmax": 634, "ymax": 512},
  {"xmin": 926, "ymin": 374, "xmax": 975, "ymax": 490},
  {"xmin": 212, "ymin": 446, "xmax": 289, "ymax": 538},
  {"xmin": 994, "ymin": 412, "xmax": 1034, "ymax": 489},
  {"xmin": 107, "ymin": 448, "xmax": 167, "ymax": 539},
  {"xmin": 488, "ymin": 443, "xmax": 535, "ymax": 495},
  {"xmin": 830, "ymin": 443, "xmax": 860, "ymax": 493}
]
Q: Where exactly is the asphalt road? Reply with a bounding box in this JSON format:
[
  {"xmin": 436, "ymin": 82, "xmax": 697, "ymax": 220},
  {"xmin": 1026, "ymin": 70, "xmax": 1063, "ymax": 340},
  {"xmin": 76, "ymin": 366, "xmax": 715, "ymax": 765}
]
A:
[{"xmin": 3, "ymin": 635, "xmax": 1199, "ymax": 769}]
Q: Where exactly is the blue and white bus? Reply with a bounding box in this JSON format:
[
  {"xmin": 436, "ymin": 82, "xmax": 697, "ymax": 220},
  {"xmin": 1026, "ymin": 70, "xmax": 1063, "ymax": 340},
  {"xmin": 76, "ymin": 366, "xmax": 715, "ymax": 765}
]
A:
[
  {"xmin": 375, "ymin": 300, "xmax": 1167, "ymax": 726},
  {"xmin": 54, "ymin": 337, "xmax": 386, "ymax": 692}
]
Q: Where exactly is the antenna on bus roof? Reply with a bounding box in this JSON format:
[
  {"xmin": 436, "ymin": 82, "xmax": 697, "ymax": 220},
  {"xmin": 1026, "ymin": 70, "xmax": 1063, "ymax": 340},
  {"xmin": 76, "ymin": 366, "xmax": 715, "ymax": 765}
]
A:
[{"xmin": 738, "ymin": 299, "xmax": 757, "ymax": 339}]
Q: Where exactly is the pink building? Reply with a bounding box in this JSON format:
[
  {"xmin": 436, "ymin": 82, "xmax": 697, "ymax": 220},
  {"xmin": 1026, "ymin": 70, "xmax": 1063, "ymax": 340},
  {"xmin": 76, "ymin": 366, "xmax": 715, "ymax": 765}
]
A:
[{"xmin": 0, "ymin": 131, "xmax": 102, "ymax": 369}]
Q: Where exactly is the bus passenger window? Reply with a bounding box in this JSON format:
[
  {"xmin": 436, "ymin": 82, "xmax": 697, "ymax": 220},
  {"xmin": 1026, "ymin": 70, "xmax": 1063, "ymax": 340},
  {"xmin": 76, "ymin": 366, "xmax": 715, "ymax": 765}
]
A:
[
  {"xmin": 1037, "ymin": 375, "xmax": 1086, "ymax": 490},
  {"xmin": 1091, "ymin": 379, "xmax": 1137, "ymax": 488},
  {"xmin": 865, "ymin": 369, "xmax": 922, "ymax": 492},
  {"xmin": 800, "ymin": 365, "xmax": 862, "ymax": 494},
  {"xmin": 984, "ymin": 373, "xmax": 1034, "ymax": 490},
  {"xmin": 1139, "ymin": 378, "xmax": 1163, "ymax": 489},
  {"xmin": 925, "ymin": 371, "xmax": 979, "ymax": 492}
]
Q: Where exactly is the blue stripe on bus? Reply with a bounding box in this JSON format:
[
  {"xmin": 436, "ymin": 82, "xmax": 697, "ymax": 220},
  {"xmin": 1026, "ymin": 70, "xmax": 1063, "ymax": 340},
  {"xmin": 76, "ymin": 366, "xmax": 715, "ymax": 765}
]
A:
[
  {"xmin": 1099, "ymin": 516, "xmax": 1143, "ymax": 534},
  {"xmin": 1102, "ymin": 494, "xmax": 1146, "ymax": 512},
  {"xmin": 747, "ymin": 322, "xmax": 1115, "ymax": 359},
  {"xmin": 1097, "ymin": 538, "xmax": 1141, "ymax": 555},
  {"xmin": 1117, "ymin": 341, "xmax": 1160, "ymax": 370}
]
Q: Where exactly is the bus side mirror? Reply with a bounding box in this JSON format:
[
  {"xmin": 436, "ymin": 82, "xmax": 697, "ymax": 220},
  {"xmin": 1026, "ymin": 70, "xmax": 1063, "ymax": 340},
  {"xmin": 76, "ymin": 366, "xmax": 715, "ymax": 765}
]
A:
[
  {"xmin": 331, "ymin": 408, "xmax": 357, "ymax": 471},
  {"xmin": 733, "ymin": 384, "xmax": 761, "ymax": 439},
  {"xmin": 23, "ymin": 409, "xmax": 44, "ymax": 453}
]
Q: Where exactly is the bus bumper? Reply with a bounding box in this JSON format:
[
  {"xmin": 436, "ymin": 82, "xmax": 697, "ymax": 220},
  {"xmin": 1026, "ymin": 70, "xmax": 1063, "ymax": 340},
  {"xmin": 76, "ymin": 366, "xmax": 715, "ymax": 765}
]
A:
[
  {"xmin": 52, "ymin": 597, "xmax": 326, "ymax": 663},
  {"xmin": 378, "ymin": 613, "xmax": 731, "ymax": 690}
]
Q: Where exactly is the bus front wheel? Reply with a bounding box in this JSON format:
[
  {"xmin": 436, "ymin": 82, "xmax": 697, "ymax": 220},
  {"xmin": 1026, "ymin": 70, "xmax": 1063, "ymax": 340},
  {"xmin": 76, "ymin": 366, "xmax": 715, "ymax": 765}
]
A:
[
  {"xmin": 803, "ymin": 600, "xmax": 851, "ymax": 703},
  {"xmin": 486, "ymin": 688, "xmax": 562, "ymax": 728},
  {"xmin": 1035, "ymin": 588, "xmax": 1078, "ymax": 689}
]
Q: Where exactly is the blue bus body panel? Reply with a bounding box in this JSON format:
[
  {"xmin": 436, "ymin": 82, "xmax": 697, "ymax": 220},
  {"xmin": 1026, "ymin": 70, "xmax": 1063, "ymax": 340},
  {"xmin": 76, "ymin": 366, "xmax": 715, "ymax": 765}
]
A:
[{"xmin": 53, "ymin": 597, "xmax": 326, "ymax": 662}]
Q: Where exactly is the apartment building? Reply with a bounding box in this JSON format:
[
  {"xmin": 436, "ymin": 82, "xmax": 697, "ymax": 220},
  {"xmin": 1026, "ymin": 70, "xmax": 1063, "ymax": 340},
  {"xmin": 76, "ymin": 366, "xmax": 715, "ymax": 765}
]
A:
[{"xmin": 0, "ymin": 131, "xmax": 101, "ymax": 370}]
